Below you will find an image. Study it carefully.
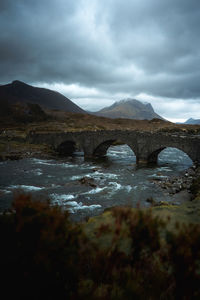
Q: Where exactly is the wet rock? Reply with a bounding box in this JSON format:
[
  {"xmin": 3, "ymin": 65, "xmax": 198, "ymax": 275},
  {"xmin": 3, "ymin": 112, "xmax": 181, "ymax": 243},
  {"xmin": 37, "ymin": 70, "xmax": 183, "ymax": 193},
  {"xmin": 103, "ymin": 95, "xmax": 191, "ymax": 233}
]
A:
[
  {"xmin": 187, "ymin": 168, "xmax": 195, "ymax": 176},
  {"xmin": 154, "ymin": 201, "xmax": 172, "ymax": 207},
  {"xmin": 152, "ymin": 165, "xmax": 200, "ymax": 198},
  {"xmin": 152, "ymin": 178, "xmax": 161, "ymax": 182},
  {"xmin": 146, "ymin": 198, "xmax": 176, "ymax": 207},
  {"xmin": 92, "ymin": 168, "xmax": 101, "ymax": 172},
  {"xmin": 182, "ymin": 183, "xmax": 187, "ymax": 189},
  {"xmin": 0, "ymin": 190, "xmax": 6, "ymax": 196},
  {"xmin": 156, "ymin": 172, "xmax": 162, "ymax": 176},
  {"xmin": 79, "ymin": 177, "xmax": 97, "ymax": 188},
  {"xmin": 171, "ymin": 187, "xmax": 179, "ymax": 194}
]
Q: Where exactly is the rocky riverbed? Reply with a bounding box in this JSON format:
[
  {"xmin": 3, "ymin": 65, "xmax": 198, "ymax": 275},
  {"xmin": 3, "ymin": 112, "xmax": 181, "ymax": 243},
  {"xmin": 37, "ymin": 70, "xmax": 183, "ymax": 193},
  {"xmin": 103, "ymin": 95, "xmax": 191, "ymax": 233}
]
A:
[{"xmin": 148, "ymin": 164, "xmax": 200, "ymax": 207}]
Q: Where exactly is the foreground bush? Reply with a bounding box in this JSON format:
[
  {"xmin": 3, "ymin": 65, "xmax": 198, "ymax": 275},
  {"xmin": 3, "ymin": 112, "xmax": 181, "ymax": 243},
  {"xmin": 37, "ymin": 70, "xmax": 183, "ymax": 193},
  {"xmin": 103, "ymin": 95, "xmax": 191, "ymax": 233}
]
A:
[
  {"xmin": 0, "ymin": 195, "xmax": 87, "ymax": 299},
  {"xmin": 0, "ymin": 195, "xmax": 200, "ymax": 299}
]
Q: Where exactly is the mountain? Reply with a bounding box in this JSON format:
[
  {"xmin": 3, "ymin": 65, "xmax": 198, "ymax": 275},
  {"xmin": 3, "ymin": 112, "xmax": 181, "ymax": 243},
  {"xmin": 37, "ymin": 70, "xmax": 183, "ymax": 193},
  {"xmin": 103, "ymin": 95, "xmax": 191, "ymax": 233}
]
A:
[
  {"xmin": 0, "ymin": 101, "xmax": 48, "ymax": 124},
  {"xmin": 184, "ymin": 118, "xmax": 200, "ymax": 125},
  {"xmin": 93, "ymin": 99, "xmax": 163, "ymax": 120},
  {"xmin": 0, "ymin": 80, "xmax": 86, "ymax": 114}
]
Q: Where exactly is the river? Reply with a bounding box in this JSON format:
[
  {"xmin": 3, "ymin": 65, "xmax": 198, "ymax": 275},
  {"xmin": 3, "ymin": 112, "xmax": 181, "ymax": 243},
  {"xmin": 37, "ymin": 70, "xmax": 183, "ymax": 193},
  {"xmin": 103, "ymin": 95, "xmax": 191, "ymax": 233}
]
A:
[{"xmin": 0, "ymin": 145, "xmax": 193, "ymax": 221}]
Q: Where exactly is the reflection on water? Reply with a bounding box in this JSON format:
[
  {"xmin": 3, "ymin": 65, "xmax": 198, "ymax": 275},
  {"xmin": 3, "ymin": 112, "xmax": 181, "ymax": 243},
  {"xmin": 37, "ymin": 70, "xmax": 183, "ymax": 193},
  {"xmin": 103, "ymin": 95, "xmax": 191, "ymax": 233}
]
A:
[{"xmin": 0, "ymin": 145, "xmax": 193, "ymax": 220}]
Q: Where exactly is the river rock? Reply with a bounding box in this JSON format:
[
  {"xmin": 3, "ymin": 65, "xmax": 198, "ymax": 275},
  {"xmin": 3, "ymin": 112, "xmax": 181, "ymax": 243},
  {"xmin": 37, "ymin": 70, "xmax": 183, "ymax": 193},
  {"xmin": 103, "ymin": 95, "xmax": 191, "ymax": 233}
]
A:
[
  {"xmin": 79, "ymin": 177, "xmax": 97, "ymax": 188},
  {"xmin": 152, "ymin": 165, "xmax": 200, "ymax": 198},
  {"xmin": 92, "ymin": 168, "xmax": 102, "ymax": 172}
]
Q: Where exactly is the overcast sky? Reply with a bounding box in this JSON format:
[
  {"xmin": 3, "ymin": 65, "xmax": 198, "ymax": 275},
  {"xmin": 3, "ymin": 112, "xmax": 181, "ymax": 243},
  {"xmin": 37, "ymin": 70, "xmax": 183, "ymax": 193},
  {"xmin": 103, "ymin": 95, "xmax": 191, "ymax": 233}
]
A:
[{"xmin": 0, "ymin": 0, "xmax": 200, "ymax": 122}]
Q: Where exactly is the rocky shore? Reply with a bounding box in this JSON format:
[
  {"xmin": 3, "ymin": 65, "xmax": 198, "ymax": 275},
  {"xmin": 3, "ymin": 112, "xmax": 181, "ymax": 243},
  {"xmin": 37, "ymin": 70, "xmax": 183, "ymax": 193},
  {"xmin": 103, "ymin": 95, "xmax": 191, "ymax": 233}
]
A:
[
  {"xmin": 0, "ymin": 140, "xmax": 57, "ymax": 161},
  {"xmin": 152, "ymin": 165, "xmax": 199, "ymax": 194},
  {"xmin": 147, "ymin": 164, "xmax": 200, "ymax": 209}
]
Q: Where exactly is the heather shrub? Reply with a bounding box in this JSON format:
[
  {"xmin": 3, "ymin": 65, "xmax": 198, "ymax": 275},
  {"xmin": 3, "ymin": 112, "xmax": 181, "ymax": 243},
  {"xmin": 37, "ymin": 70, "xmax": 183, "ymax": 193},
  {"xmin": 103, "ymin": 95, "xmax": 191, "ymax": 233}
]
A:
[
  {"xmin": 1, "ymin": 195, "xmax": 200, "ymax": 299},
  {"xmin": 83, "ymin": 207, "xmax": 170, "ymax": 299},
  {"xmin": 166, "ymin": 223, "xmax": 200, "ymax": 299},
  {"xmin": 0, "ymin": 194, "xmax": 88, "ymax": 299}
]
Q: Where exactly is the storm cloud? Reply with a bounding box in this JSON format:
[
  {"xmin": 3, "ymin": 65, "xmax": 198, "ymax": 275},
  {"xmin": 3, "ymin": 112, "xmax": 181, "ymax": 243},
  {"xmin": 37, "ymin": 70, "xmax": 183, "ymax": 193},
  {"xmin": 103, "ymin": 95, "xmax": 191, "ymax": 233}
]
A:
[{"xmin": 0, "ymin": 0, "xmax": 200, "ymax": 120}]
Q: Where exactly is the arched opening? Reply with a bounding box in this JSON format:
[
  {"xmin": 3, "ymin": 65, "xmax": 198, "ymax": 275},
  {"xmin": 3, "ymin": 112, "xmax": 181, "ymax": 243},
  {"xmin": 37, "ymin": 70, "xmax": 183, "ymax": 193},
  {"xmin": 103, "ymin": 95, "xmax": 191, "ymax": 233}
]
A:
[
  {"xmin": 56, "ymin": 141, "xmax": 77, "ymax": 156},
  {"xmin": 93, "ymin": 140, "xmax": 116, "ymax": 157},
  {"xmin": 93, "ymin": 140, "xmax": 136, "ymax": 164},
  {"xmin": 148, "ymin": 147, "xmax": 193, "ymax": 168},
  {"xmin": 158, "ymin": 147, "xmax": 193, "ymax": 167},
  {"xmin": 107, "ymin": 144, "xmax": 136, "ymax": 165}
]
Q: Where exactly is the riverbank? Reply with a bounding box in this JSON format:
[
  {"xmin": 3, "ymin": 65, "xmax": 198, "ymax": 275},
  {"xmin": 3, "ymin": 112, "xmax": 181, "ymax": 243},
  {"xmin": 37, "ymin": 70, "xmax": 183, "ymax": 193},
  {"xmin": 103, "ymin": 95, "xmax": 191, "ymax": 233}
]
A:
[
  {"xmin": 149, "ymin": 165, "xmax": 200, "ymax": 228},
  {"xmin": 151, "ymin": 164, "xmax": 198, "ymax": 195},
  {"xmin": 147, "ymin": 164, "xmax": 200, "ymax": 208},
  {"xmin": 84, "ymin": 165, "xmax": 200, "ymax": 234},
  {"xmin": 0, "ymin": 139, "xmax": 57, "ymax": 161}
]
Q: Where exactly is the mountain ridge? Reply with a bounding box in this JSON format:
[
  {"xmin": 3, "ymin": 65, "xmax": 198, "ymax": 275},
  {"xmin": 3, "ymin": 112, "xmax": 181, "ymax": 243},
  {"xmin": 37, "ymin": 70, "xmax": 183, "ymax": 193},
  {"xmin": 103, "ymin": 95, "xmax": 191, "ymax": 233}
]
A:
[
  {"xmin": 0, "ymin": 80, "xmax": 86, "ymax": 114},
  {"xmin": 184, "ymin": 118, "xmax": 200, "ymax": 125},
  {"xmin": 93, "ymin": 98, "xmax": 163, "ymax": 120}
]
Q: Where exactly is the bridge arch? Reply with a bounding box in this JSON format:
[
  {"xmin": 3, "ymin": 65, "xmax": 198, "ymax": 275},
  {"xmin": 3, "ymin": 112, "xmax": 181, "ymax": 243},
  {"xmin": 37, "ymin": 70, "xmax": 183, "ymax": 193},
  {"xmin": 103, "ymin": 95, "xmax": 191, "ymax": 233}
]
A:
[
  {"xmin": 93, "ymin": 139, "xmax": 116, "ymax": 157},
  {"xmin": 56, "ymin": 140, "xmax": 77, "ymax": 156},
  {"xmin": 147, "ymin": 146, "xmax": 194, "ymax": 165},
  {"xmin": 27, "ymin": 129, "xmax": 200, "ymax": 164},
  {"xmin": 93, "ymin": 139, "xmax": 137, "ymax": 160}
]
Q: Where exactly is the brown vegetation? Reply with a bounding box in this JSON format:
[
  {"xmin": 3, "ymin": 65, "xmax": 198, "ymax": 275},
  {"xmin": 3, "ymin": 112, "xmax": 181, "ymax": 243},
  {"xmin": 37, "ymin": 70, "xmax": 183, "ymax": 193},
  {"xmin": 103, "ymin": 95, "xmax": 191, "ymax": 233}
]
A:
[
  {"xmin": 0, "ymin": 108, "xmax": 200, "ymax": 161},
  {"xmin": 1, "ymin": 109, "xmax": 200, "ymax": 134},
  {"xmin": 0, "ymin": 102, "xmax": 48, "ymax": 125},
  {"xmin": 42, "ymin": 111, "xmax": 200, "ymax": 133},
  {"xmin": 1, "ymin": 194, "xmax": 200, "ymax": 299}
]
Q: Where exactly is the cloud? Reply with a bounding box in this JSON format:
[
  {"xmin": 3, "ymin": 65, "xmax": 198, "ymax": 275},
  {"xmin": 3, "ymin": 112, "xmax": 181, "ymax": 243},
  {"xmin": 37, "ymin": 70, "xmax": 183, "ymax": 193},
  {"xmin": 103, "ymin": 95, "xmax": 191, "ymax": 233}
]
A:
[{"xmin": 0, "ymin": 0, "xmax": 200, "ymax": 119}]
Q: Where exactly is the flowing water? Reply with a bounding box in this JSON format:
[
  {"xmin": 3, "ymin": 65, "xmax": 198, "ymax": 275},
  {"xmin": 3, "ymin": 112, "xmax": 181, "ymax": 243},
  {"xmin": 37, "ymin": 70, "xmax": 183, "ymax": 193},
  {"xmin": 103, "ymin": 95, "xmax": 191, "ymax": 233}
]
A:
[{"xmin": 0, "ymin": 145, "xmax": 193, "ymax": 221}]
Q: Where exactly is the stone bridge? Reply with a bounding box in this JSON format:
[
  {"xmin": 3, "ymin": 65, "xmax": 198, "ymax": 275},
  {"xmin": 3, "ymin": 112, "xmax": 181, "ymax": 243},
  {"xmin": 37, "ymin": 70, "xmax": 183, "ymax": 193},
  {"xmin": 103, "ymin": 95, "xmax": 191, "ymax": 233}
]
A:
[{"xmin": 27, "ymin": 130, "xmax": 200, "ymax": 165}]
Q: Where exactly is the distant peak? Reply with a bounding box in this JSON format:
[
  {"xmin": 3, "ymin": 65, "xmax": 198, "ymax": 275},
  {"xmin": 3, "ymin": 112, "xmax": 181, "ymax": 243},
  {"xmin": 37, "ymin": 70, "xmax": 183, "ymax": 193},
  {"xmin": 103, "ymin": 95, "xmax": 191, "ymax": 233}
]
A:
[
  {"xmin": 116, "ymin": 98, "xmax": 138, "ymax": 104},
  {"xmin": 12, "ymin": 80, "xmax": 28, "ymax": 86},
  {"xmin": 145, "ymin": 102, "xmax": 153, "ymax": 108},
  {"xmin": 116, "ymin": 98, "xmax": 151, "ymax": 105}
]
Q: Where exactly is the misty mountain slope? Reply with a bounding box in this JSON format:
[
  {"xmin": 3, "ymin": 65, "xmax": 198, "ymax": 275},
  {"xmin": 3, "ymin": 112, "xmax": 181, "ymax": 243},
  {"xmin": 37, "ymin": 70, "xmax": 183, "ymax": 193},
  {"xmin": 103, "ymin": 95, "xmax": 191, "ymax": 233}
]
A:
[
  {"xmin": 0, "ymin": 80, "xmax": 86, "ymax": 113},
  {"xmin": 93, "ymin": 99, "xmax": 163, "ymax": 120},
  {"xmin": 184, "ymin": 118, "xmax": 200, "ymax": 125}
]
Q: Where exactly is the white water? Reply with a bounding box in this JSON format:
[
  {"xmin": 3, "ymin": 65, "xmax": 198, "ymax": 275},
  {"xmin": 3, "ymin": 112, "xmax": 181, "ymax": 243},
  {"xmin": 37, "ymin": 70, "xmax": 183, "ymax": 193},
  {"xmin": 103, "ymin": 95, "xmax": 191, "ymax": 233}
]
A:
[{"xmin": 0, "ymin": 146, "xmax": 193, "ymax": 220}]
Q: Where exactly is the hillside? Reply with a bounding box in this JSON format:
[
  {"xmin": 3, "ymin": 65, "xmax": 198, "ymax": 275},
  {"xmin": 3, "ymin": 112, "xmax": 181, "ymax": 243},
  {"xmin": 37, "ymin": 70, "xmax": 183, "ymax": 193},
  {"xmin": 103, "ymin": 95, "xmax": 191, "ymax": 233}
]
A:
[
  {"xmin": 0, "ymin": 101, "xmax": 48, "ymax": 124},
  {"xmin": 185, "ymin": 118, "xmax": 200, "ymax": 125},
  {"xmin": 0, "ymin": 80, "xmax": 86, "ymax": 114},
  {"xmin": 93, "ymin": 98, "xmax": 163, "ymax": 120}
]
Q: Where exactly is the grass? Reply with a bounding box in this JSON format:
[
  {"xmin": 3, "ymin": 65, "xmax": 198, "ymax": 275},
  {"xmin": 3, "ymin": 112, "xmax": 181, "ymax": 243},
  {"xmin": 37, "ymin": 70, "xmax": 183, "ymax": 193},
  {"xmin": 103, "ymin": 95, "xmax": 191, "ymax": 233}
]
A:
[
  {"xmin": 1, "ymin": 111, "xmax": 200, "ymax": 133},
  {"xmin": 0, "ymin": 140, "xmax": 55, "ymax": 160}
]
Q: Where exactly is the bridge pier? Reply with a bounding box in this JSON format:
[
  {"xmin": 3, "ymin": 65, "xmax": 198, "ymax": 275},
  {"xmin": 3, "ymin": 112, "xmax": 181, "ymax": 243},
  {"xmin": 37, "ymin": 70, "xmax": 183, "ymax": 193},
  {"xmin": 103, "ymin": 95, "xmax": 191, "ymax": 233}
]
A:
[
  {"xmin": 136, "ymin": 158, "xmax": 148, "ymax": 165},
  {"xmin": 136, "ymin": 154, "xmax": 150, "ymax": 165},
  {"xmin": 146, "ymin": 148, "xmax": 165, "ymax": 165},
  {"xmin": 136, "ymin": 147, "xmax": 150, "ymax": 165},
  {"xmin": 83, "ymin": 147, "xmax": 95, "ymax": 158}
]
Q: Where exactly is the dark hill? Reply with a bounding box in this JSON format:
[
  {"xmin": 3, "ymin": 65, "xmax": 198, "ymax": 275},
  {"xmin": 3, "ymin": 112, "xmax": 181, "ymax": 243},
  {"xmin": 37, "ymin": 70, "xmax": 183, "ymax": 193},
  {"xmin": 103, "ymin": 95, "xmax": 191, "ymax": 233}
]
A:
[
  {"xmin": 0, "ymin": 80, "xmax": 86, "ymax": 113},
  {"xmin": 93, "ymin": 99, "xmax": 163, "ymax": 120},
  {"xmin": 0, "ymin": 101, "xmax": 48, "ymax": 124}
]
